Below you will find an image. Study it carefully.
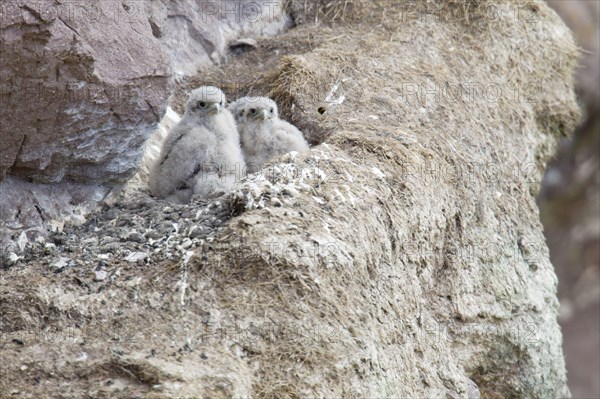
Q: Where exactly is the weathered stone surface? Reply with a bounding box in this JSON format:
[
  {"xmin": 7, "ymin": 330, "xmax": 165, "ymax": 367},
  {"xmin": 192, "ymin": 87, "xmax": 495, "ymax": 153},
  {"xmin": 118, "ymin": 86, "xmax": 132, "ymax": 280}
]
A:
[
  {"xmin": 0, "ymin": 176, "xmax": 112, "ymax": 259},
  {"xmin": 0, "ymin": 0, "xmax": 172, "ymax": 182},
  {"xmin": 159, "ymin": 0, "xmax": 288, "ymax": 77},
  {"xmin": 0, "ymin": 0, "xmax": 173, "ymax": 253}
]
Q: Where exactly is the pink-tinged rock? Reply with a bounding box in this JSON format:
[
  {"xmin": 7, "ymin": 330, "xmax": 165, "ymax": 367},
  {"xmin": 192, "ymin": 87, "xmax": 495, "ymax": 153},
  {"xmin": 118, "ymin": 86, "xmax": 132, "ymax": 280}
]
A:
[{"xmin": 0, "ymin": 0, "xmax": 172, "ymax": 183}]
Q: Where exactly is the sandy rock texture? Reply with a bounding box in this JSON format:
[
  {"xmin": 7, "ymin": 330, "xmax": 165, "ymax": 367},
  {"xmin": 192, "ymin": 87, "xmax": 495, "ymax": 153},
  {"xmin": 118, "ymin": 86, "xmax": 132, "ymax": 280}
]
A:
[{"xmin": 1, "ymin": 0, "xmax": 580, "ymax": 398}]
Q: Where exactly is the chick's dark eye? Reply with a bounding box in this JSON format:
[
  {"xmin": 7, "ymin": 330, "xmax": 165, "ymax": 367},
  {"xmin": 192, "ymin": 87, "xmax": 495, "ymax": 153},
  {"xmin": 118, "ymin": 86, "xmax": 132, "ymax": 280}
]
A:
[
  {"xmin": 270, "ymin": 108, "xmax": 274, "ymax": 113},
  {"xmin": 198, "ymin": 102, "xmax": 207, "ymax": 108},
  {"xmin": 250, "ymin": 109, "xmax": 256, "ymax": 114}
]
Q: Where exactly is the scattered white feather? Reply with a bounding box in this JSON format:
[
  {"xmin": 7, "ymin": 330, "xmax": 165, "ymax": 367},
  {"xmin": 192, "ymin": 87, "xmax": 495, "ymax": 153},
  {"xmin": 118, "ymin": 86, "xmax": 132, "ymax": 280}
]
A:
[
  {"xmin": 313, "ymin": 196, "xmax": 325, "ymax": 204},
  {"xmin": 371, "ymin": 167, "xmax": 386, "ymax": 179}
]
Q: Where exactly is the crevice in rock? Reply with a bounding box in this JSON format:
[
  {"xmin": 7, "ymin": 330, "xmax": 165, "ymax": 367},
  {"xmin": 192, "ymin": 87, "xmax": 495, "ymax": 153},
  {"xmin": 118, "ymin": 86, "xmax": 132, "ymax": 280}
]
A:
[
  {"xmin": 149, "ymin": 20, "xmax": 162, "ymax": 39},
  {"xmin": 7, "ymin": 134, "xmax": 28, "ymax": 176},
  {"xmin": 145, "ymin": 100, "xmax": 160, "ymax": 123},
  {"xmin": 19, "ymin": 5, "xmax": 44, "ymax": 22},
  {"xmin": 33, "ymin": 204, "xmax": 45, "ymax": 222},
  {"xmin": 171, "ymin": 14, "xmax": 217, "ymax": 64},
  {"xmin": 57, "ymin": 16, "xmax": 81, "ymax": 38}
]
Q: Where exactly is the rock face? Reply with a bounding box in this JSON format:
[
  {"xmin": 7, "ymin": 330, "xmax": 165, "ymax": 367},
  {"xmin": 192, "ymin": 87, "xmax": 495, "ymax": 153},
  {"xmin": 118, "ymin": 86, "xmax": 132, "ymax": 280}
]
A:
[
  {"xmin": 0, "ymin": 0, "xmax": 172, "ymax": 183},
  {"xmin": 157, "ymin": 0, "xmax": 288, "ymax": 77},
  {"xmin": 0, "ymin": 1, "xmax": 579, "ymax": 398},
  {"xmin": 0, "ymin": 0, "xmax": 172, "ymax": 254},
  {"xmin": 0, "ymin": 177, "xmax": 111, "ymax": 257}
]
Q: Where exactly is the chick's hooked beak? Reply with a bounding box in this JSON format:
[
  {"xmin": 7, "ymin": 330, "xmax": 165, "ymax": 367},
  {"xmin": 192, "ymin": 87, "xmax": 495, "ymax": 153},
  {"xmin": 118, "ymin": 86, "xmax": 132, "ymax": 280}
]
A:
[
  {"xmin": 209, "ymin": 102, "xmax": 222, "ymax": 114},
  {"xmin": 260, "ymin": 109, "xmax": 270, "ymax": 120}
]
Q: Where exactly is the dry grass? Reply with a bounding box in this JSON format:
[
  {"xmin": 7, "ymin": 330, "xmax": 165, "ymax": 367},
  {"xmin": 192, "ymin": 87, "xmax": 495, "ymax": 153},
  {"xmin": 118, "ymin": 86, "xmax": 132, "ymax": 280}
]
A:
[{"xmin": 165, "ymin": 1, "xmax": 581, "ymax": 396}]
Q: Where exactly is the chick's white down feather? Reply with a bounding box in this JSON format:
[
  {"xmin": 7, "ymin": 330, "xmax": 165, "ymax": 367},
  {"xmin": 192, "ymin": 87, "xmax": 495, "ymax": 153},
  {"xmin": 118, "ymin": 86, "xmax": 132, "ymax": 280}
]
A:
[
  {"xmin": 148, "ymin": 86, "xmax": 245, "ymax": 203},
  {"xmin": 228, "ymin": 97, "xmax": 309, "ymax": 173}
]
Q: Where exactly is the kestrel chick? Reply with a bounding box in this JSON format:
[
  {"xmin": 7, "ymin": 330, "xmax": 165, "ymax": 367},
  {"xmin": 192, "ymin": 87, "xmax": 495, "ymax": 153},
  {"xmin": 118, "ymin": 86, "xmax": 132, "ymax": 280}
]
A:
[
  {"xmin": 229, "ymin": 97, "xmax": 309, "ymax": 173},
  {"xmin": 148, "ymin": 86, "xmax": 245, "ymax": 203}
]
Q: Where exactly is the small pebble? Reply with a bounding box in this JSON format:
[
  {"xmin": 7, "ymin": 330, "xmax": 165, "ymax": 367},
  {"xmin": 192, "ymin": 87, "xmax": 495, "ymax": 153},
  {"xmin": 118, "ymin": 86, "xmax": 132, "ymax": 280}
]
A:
[
  {"xmin": 102, "ymin": 208, "xmax": 119, "ymax": 220},
  {"xmin": 51, "ymin": 257, "xmax": 70, "ymax": 270},
  {"xmin": 7, "ymin": 253, "xmax": 21, "ymax": 266},
  {"xmin": 144, "ymin": 230, "xmax": 162, "ymax": 240},
  {"xmin": 99, "ymin": 236, "xmax": 118, "ymax": 246},
  {"xmin": 188, "ymin": 226, "xmax": 204, "ymax": 239},
  {"xmin": 124, "ymin": 232, "xmax": 145, "ymax": 244},
  {"xmin": 43, "ymin": 243, "xmax": 57, "ymax": 255},
  {"xmin": 94, "ymin": 270, "xmax": 108, "ymax": 281},
  {"xmin": 178, "ymin": 239, "xmax": 193, "ymax": 250},
  {"xmin": 126, "ymin": 252, "xmax": 149, "ymax": 263}
]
